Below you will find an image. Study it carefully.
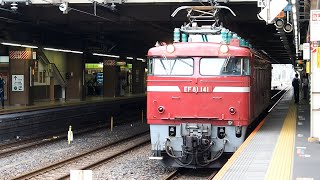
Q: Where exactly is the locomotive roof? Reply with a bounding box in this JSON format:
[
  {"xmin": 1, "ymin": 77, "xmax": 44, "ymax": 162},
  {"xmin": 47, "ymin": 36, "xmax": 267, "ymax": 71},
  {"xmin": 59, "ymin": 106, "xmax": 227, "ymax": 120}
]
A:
[{"xmin": 147, "ymin": 42, "xmax": 251, "ymax": 58}]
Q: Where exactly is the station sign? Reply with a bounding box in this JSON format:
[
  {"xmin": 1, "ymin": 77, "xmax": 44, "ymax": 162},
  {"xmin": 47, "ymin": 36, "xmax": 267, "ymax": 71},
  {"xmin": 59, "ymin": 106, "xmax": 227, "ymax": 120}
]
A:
[
  {"xmin": 116, "ymin": 61, "xmax": 126, "ymax": 66},
  {"xmin": 303, "ymin": 43, "xmax": 310, "ymax": 60},
  {"xmin": 311, "ymin": 42, "xmax": 318, "ymax": 54},
  {"xmin": 258, "ymin": 0, "xmax": 288, "ymax": 23},
  {"xmin": 310, "ymin": 10, "xmax": 320, "ymax": 41},
  {"xmin": 12, "ymin": 75, "xmax": 24, "ymax": 91},
  {"xmin": 276, "ymin": 11, "xmax": 285, "ymax": 18},
  {"xmin": 32, "ymin": 52, "xmax": 37, "ymax": 60},
  {"xmin": 283, "ymin": 3, "xmax": 292, "ymax": 12}
]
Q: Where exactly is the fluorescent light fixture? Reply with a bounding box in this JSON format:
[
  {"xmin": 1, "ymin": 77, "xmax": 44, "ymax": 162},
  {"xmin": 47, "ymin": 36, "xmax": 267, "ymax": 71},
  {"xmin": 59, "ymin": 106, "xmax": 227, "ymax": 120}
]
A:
[
  {"xmin": 292, "ymin": 3, "xmax": 300, "ymax": 52},
  {"xmin": 137, "ymin": 58, "xmax": 146, "ymax": 62},
  {"xmin": 21, "ymin": 45, "xmax": 38, "ymax": 49},
  {"xmin": 126, "ymin": 56, "xmax": 134, "ymax": 60},
  {"xmin": 1, "ymin": 42, "xmax": 21, "ymax": 47},
  {"xmin": 44, "ymin": 47, "xmax": 83, "ymax": 54},
  {"xmin": 261, "ymin": 50, "xmax": 268, "ymax": 55},
  {"xmin": 1, "ymin": 42, "xmax": 38, "ymax": 49},
  {"xmin": 92, "ymin": 53, "xmax": 119, "ymax": 58}
]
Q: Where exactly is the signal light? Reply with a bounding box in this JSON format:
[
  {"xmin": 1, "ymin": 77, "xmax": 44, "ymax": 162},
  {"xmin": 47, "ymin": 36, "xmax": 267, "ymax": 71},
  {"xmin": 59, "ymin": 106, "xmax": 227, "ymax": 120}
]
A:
[
  {"xmin": 283, "ymin": 23, "xmax": 293, "ymax": 33},
  {"xmin": 274, "ymin": 18, "xmax": 284, "ymax": 28}
]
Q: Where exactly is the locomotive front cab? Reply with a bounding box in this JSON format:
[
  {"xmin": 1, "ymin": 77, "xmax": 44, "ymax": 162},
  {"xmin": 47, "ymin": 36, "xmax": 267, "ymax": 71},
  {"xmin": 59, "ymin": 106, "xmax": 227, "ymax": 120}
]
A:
[
  {"xmin": 147, "ymin": 55, "xmax": 251, "ymax": 124},
  {"xmin": 147, "ymin": 48, "xmax": 253, "ymax": 167}
]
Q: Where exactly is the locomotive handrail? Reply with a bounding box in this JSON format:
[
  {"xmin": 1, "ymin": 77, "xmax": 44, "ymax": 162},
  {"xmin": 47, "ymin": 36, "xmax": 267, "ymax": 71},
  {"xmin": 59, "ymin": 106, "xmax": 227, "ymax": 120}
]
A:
[
  {"xmin": 200, "ymin": 80, "xmax": 244, "ymax": 83},
  {"xmin": 179, "ymin": 28, "xmax": 221, "ymax": 34},
  {"xmin": 161, "ymin": 117, "xmax": 220, "ymax": 120},
  {"xmin": 147, "ymin": 80, "xmax": 193, "ymax": 82},
  {"xmin": 171, "ymin": 6, "xmax": 236, "ymax": 18}
]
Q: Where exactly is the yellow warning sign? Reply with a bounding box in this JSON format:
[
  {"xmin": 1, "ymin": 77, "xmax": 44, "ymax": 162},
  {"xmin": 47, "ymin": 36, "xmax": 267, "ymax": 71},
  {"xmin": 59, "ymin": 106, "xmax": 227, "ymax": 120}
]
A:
[{"xmin": 306, "ymin": 61, "xmax": 310, "ymax": 73}]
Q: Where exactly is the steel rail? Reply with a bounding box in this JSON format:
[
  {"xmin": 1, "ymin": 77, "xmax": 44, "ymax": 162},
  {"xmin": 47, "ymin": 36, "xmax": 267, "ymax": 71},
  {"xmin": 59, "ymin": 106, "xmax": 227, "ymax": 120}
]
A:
[
  {"xmin": 13, "ymin": 131, "xmax": 149, "ymax": 180},
  {"xmin": 0, "ymin": 125, "xmax": 109, "ymax": 158},
  {"xmin": 163, "ymin": 169, "xmax": 179, "ymax": 180}
]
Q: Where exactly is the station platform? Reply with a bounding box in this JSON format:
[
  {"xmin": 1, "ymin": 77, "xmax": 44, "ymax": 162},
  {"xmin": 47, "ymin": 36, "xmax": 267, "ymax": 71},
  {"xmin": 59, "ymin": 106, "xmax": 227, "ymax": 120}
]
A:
[
  {"xmin": 213, "ymin": 88, "xmax": 319, "ymax": 180},
  {"xmin": 0, "ymin": 93, "xmax": 146, "ymax": 142},
  {"xmin": 0, "ymin": 93, "xmax": 146, "ymax": 115}
]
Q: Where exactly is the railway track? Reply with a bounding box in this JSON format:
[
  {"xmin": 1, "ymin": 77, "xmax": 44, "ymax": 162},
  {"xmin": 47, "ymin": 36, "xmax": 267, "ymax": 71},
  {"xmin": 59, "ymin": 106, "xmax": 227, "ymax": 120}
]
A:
[
  {"xmin": 164, "ymin": 169, "xmax": 179, "ymax": 180},
  {"xmin": 0, "ymin": 126, "xmax": 106, "ymax": 158},
  {"xmin": 13, "ymin": 132, "xmax": 150, "ymax": 180}
]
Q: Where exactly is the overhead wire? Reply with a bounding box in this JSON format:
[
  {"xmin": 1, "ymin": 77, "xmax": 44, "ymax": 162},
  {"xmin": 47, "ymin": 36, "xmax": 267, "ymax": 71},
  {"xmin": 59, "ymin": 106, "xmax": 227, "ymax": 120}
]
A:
[{"xmin": 40, "ymin": 0, "xmax": 116, "ymax": 22}]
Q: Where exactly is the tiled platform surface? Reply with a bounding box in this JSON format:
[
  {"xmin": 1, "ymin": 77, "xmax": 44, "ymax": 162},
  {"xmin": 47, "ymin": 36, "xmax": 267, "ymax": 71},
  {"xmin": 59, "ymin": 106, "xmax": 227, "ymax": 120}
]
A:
[
  {"xmin": 214, "ymin": 89, "xmax": 320, "ymax": 180},
  {"xmin": 293, "ymin": 97, "xmax": 320, "ymax": 180}
]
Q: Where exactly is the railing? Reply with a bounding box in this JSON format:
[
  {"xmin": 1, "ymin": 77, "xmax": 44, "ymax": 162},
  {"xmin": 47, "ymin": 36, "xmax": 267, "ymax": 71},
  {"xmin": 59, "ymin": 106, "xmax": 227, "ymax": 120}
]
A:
[{"xmin": 37, "ymin": 49, "xmax": 66, "ymax": 87}]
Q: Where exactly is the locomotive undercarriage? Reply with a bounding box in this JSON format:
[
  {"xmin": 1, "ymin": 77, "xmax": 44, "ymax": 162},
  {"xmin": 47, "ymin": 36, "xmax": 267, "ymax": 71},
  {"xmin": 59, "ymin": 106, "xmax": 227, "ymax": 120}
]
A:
[{"xmin": 149, "ymin": 123, "xmax": 247, "ymax": 168}]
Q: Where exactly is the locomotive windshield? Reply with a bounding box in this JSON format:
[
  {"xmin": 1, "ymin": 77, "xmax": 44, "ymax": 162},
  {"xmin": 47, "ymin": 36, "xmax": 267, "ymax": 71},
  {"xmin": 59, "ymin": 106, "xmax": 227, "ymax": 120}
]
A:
[
  {"xmin": 200, "ymin": 57, "xmax": 250, "ymax": 76},
  {"xmin": 148, "ymin": 57, "xmax": 194, "ymax": 76}
]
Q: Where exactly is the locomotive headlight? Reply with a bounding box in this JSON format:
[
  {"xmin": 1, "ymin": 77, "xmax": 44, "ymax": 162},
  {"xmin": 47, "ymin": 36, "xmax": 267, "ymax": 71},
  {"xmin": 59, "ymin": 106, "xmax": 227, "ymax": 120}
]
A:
[
  {"xmin": 219, "ymin": 44, "xmax": 229, "ymax": 53},
  {"xmin": 158, "ymin": 106, "xmax": 165, "ymax": 113},
  {"xmin": 166, "ymin": 44, "xmax": 175, "ymax": 53},
  {"xmin": 229, "ymin": 107, "xmax": 236, "ymax": 115}
]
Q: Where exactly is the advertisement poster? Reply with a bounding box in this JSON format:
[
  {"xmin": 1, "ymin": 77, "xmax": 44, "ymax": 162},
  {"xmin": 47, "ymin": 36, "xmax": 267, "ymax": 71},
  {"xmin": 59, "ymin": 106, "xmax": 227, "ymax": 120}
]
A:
[{"xmin": 318, "ymin": 48, "xmax": 320, "ymax": 68}]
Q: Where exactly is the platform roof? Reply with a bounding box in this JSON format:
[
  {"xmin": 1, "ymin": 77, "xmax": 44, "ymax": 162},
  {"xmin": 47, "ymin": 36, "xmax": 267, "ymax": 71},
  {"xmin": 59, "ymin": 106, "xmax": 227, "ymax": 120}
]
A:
[{"xmin": 0, "ymin": 1, "xmax": 309, "ymax": 64}]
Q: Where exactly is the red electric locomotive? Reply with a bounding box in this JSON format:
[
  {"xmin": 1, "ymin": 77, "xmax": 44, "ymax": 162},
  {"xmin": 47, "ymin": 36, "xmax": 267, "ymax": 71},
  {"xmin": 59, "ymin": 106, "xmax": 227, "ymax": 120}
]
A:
[{"xmin": 147, "ymin": 6, "xmax": 271, "ymax": 168}]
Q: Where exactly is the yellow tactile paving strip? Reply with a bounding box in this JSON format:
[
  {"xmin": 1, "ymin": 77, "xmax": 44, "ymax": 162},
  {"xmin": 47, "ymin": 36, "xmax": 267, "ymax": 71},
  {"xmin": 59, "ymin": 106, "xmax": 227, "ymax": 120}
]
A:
[
  {"xmin": 213, "ymin": 118, "xmax": 266, "ymax": 180},
  {"xmin": 265, "ymin": 102, "xmax": 296, "ymax": 180},
  {"xmin": 213, "ymin": 102, "xmax": 296, "ymax": 180}
]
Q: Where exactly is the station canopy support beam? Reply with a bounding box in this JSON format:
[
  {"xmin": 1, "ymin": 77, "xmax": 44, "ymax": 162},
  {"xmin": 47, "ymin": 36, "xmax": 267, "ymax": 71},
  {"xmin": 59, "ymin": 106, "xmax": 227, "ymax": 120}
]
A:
[
  {"xmin": 0, "ymin": 0, "xmax": 30, "ymax": 5},
  {"xmin": 29, "ymin": 0, "xmax": 258, "ymax": 5}
]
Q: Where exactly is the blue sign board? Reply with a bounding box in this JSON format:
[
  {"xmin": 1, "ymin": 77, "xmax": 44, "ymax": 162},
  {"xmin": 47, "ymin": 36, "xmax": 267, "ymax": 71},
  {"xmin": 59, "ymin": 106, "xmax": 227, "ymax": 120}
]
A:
[{"xmin": 284, "ymin": 3, "xmax": 292, "ymax": 11}]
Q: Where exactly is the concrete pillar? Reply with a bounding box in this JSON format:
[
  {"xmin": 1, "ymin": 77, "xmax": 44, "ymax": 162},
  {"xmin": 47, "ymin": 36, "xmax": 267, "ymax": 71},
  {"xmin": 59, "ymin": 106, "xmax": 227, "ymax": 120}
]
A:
[
  {"xmin": 8, "ymin": 47, "xmax": 34, "ymax": 106},
  {"xmin": 309, "ymin": 0, "xmax": 320, "ymax": 141},
  {"xmin": 66, "ymin": 53, "xmax": 83, "ymax": 100},
  {"xmin": 131, "ymin": 60, "xmax": 146, "ymax": 94},
  {"xmin": 81, "ymin": 52, "xmax": 88, "ymax": 100},
  {"xmin": 103, "ymin": 59, "xmax": 120, "ymax": 97},
  {"xmin": 50, "ymin": 77, "xmax": 54, "ymax": 101}
]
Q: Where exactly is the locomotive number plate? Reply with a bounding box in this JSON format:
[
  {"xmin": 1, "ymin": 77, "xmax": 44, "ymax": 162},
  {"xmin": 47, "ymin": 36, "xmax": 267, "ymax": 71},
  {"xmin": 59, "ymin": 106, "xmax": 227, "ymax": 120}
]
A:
[{"xmin": 183, "ymin": 86, "xmax": 211, "ymax": 93}]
